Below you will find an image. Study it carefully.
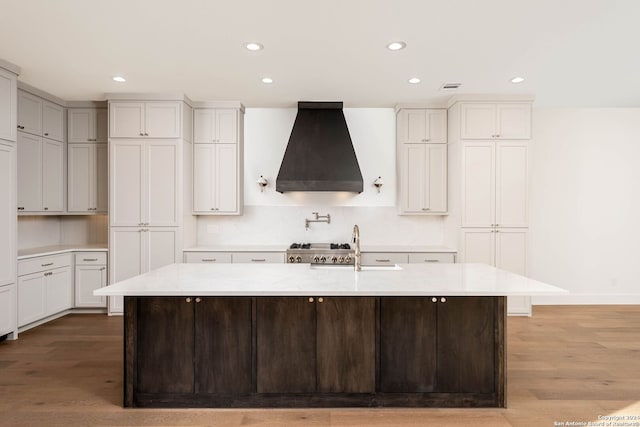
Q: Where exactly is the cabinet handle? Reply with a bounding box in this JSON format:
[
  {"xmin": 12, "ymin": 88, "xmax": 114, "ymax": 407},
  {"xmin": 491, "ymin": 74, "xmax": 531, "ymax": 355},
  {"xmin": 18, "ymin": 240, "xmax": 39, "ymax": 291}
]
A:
[
  {"xmin": 424, "ymin": 259, "xmax": 439, "ymax": 263},
  {"xmin": 251, "ymin": 259, "xmax": 266, "ymax": 262},
  {"xmin": 139, "ymin": 132, "xmax": 144, "ymax": 136},
  {"xmin": 195, "ymin": 297, "xmax": 202, "ymax": 303},
  {"xmin": 375, "ymin": 259, "xmax": 391, "ymax": 263},
  {"xmin": 318, "ymin": 297, "xmax": 324, "ymax": 303},
  {"xmin": 495, "ymin": 230, "xmax": 500, "ymax": 233},
  {"xmin": 144, "ymin": 132, "xmax": 149, "ymax": 136},
  {"xmin": 308, "ymin": 297, "xmax": 314, "ymax": 303},
  {"xmin": 44, "ymin": 272, "xmax": 53, "ymax": 277},
  {"xmin": 44, "ymin": 132, "xmax": 49, "ymax": 136},
  {"xmin": 185, "ymin": 297, "xmax": 192, "ymax": 303},
  {"xmin": 431, "ymin": 297, "xmax": 437, "ymax": 303},
  {"xmin": 44, "ymin": 207, "xmax": 49, "ymax": 211},
  {"xmin": 83, "ymin": 258, "xmax": 98, "ymax": 262},
  {"xmin": 100, "ymin": 267, "xmax": 106, "ymax": 271},
  {"xmin": 41, "ymin": 262, "xmax": 54, "ymax": 267},
  {"xmin": 440, "ymin": 297, "xmax": 447, "ymax": 303},
  {"xmin": 18, "ymin": 207, "xmax": 24, "ymax": 211},
  {"xmin": 201, "ymin": 259, "xmax": 216, "ymax": 262},
  {"xmin": 421, "ymin": 208, "xmax": 431, "ymax": 211}
]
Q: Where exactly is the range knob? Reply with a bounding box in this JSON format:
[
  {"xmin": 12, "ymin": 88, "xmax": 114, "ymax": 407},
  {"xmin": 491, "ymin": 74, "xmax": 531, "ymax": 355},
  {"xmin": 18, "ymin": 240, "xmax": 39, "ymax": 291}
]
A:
[
  {"xmin": 345, "ymin": 256, "xmax": 352, "ymax": 263},
  {"xmin": 331, "ymin": 256, "xmax": 338, "ymax": 263},
  {"xmin": 338, "ymin": 256, "xmax": 345, "ymax": 264},
  {"xmin": 320, "ymin": 256, "xmax": 327, "ymax": 263},
  {"xmin": 313, "ymin": 255, "xmax": 320, "ymax": 263},
  {"xmin": 288, "ymin": 256, "xmax": 295, "ymax": 263},
  {"xmin": 295, "ymin": 256, "xmax": 302, "ymax": 263}
]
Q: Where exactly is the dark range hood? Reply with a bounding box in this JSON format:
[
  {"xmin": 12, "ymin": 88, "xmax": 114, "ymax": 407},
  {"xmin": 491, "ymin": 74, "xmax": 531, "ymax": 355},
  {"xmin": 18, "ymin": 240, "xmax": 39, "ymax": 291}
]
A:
[{"xmin": 276, "ymin": 102, "xmax": 363, "ymax": 193}]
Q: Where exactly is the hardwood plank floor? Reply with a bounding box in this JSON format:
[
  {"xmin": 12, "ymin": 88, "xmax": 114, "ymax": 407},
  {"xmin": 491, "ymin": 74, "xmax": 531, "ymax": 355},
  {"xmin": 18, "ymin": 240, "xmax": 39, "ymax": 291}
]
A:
[{"xmin": 1, "ymin": 306, "xmax": 639, "ymax": 426}]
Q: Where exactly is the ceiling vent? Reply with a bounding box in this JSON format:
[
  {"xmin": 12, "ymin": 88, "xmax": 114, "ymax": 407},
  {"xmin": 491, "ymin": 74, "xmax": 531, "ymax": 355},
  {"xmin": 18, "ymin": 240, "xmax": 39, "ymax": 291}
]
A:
[{"xmin": 440, "ymin": 82, "xmax": 462, "ymax": 90}]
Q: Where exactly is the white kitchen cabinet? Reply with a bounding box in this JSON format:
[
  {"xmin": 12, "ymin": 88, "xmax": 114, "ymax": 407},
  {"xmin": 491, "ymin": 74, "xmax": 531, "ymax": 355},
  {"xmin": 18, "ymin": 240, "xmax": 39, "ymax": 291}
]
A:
[
  {"xmin": 193, "ymin": 143, "xmax": 239, "ymax": 214},
  {"xmin": 108, "ymin": 227, "xmax": 179, "ymax": 314},
  {"xmin": 460, "ymin": 102, "xmax": 531, "ymax": 140},
  {"xmin": 397, "ymin": 109, "xmax": 447, "ymax": 144},
  {"xmin": 361, "ymin": 253, "xmax": 408, "ymax": 266},
  {"xmin": 68, "ymin": 143, "xmax": 107, "ymax": 213},
  {"xmin": 183, "ymin": 252, "xmax": 233, "ymax": 263},
  {"xmin": 68, "ymin": 108, "xmax": 107, "ymax": 143},
  {"xmin": 18, "ymin": 272, "xmax": 46, "ymax": 327},
  {"xmin": 17, "ymin": 132, "xmax": 65, "ymax": 213},
  {"xmin": 109, "ymin": 101, "xmax": 181, "ymax": 138},
  {"xmin": 407, "ymin": 252, "xmax": 456, "ymax": 263},
  {"xmin": 75, "ymin": 252, "xmax": 107, "ymax": 308},
  {"xmin": 45, "ymin": 266, "xmax": 73, "ymax": 315},
  {"xmin": 0, "ymin": 143, "xmax": 16, "ymax": 286},
  {"xmin": 110, "ymin": 140, "xmax": 179, "ymax": 226},
  {"xmin": 398, "ymin": 143, "xmax": 447, "ymax": 214},
  {"xmin": 193, "ymin": 108, "xmax": 237, "ymax": 144},
  {"xmin": 0, "ymin": 67, "xmax": 18, "ymax": 142},
  {"xmin": 232, "ymin": 252, "xmax": 285, "ymax": 263},
  {"xmin": 0, "ymin": 284, "xmax": 16, "ymax": 337},
  {"xmin": 17, "ymin": 91, "xmax": 65, "ymax": 142},
  {"xmin": 462, "ymin": 142, "xmax": 528, "ymax": 227},
  {"xmin": 18, "ymin": 260, "xmax": 72, "ymax": 327}
]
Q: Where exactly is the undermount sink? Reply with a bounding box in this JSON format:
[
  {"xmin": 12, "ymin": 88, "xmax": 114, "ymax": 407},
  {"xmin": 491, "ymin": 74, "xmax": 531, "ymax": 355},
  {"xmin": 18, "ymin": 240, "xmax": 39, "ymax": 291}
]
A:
[{"xmin": 309, "ymin": 264, "xmax": 403, "ymax": 271}]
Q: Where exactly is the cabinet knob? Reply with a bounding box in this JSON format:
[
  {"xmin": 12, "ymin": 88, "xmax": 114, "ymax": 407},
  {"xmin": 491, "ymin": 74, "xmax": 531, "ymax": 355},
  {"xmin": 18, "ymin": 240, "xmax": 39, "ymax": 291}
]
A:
[
  {"xmin": 308, "ymin": 297, "xmax": 314, "ymax": 303},
  {"xmin": 440, "ymin": 297, "xmax": 446, "ymax": 303},
  {"xmin": 186, "ymin": 297, "xmax": 192, "ymax": 303},
  {"xmin": 139, "ymin": 132, "xmax": 144, "ymax": 136},
  {"xmin": 432, "ymin": 297, "xmax": 437, "ymax": 303},
  {"xmin": 144, "ymin": 132, "xmax": 149, "ymax": 136},
  {"xmin": 44, "ymin": 133, "xmax": 49, "ymax": 136},
  {"xmin": 195, "ymin": 297, "xmax": 202, "ymax": 303},
  {"xmin": 318, "ymin": 297, "xmax": 324, "ymax": 303}
]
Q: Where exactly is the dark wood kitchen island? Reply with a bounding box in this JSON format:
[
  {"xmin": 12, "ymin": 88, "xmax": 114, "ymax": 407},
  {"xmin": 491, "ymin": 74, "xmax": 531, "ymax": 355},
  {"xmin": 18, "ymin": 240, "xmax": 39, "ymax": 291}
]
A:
[{"xmin": 95, "ymin": 262, "xmax": 566, "ymax": 408}]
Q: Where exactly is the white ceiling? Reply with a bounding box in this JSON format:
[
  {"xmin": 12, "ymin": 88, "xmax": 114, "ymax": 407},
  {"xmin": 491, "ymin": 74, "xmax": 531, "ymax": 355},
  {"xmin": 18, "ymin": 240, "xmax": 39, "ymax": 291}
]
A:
[{"xmin": 1, "ymin": 0, "xmax": 639, "ymax": 107}]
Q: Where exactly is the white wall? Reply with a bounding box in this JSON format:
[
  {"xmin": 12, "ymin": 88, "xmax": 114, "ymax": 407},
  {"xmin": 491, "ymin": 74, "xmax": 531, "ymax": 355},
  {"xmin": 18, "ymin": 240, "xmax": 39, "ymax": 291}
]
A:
[
  {"xmin": 197, "ymin": 107, "xmax": 447, "ymax": 246},
  {"xmin": 530, "ymin": 108, "xmax": 640, "ymax": 304},
  {"xmin": 17, "ymin": 215, "xmax": 108, "ymax": 250}
]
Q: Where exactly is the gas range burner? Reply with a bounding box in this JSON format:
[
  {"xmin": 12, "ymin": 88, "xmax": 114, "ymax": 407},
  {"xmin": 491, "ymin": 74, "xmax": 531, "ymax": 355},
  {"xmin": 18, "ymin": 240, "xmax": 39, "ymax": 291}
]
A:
[
  {"xmin": 289, "ymin": 243, "xmax": 311, "ymax": 249},
  {"xmin": 286, "ymin": 242, "xmax": 355, "ymax": 264},
  {"xmin": 331, "ymin": 243, "xmax": 351, "ymax": 250}
]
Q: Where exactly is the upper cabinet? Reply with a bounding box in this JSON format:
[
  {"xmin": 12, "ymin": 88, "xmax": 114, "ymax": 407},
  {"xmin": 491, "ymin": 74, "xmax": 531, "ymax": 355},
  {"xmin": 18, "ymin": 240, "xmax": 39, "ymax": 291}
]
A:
[
  {"xmin": 109, "ymin": 101, "xmax": 181, "ymax": 138},
  {"xmin": 460, "ymin": 102, "xmax": 531, "ymax": 140},
  {"xmin": 0, "ymin": 67, "xmax": 18, "ymax": 142},
  {"xmin": 193, "ymin": 109, "xmax": 237, "ymax": 144},
  {"xmin": 17, "ymin": 90, "xmax": 65, "ymax": 142},
  {"xmin": 68, "ymin": 108, "xmax": 107, "ymax": 143},
  {"xmin": 397, "ymin": 109, "xmax": 447, "ymax": 144}
]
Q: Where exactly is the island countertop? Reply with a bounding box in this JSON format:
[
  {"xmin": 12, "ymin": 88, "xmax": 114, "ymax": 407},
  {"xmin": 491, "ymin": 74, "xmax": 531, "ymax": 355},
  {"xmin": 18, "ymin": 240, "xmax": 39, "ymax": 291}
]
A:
[{"xmin": 95, "ymin": 262, "xmax": 567, "ymax": 297}]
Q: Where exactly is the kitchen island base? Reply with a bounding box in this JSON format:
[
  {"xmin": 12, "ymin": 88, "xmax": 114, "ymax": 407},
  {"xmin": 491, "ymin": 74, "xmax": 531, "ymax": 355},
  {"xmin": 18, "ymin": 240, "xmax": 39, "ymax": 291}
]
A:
[{"xmin": 124, "ymin": 296, "xmax": 505, "ymax": 408}]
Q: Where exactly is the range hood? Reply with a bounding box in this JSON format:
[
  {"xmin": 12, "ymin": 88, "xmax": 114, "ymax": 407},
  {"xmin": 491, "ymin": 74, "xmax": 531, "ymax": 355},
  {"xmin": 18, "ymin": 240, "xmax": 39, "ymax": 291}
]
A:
[{"xmin": 276, "ymin": 102, "xmax": 363, "ymax": 193}]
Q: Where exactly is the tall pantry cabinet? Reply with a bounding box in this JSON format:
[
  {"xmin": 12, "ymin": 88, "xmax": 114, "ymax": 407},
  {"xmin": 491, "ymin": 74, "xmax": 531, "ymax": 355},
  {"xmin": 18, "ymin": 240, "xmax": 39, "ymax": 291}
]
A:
[
  {"xmin": 447, "ymin": 98, "xmax": 533, "ymax": 315},
  {"xmin": 0, "ymin": 61, "xmax": 19, "ymax": 339},
  {"xmin": 107, "ymin": 96, "xmax": 191, "ymax": 315}
]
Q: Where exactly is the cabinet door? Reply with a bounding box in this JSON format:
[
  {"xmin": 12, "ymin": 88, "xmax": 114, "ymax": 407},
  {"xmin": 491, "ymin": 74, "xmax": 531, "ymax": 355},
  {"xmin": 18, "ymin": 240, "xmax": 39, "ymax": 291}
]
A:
[
  {"xmin": 496, "ymin": 103, "xmax": 531, "ymax": 139},
  {"xmin": 17, "ymin": 133, "xmax": 42, "ymax": 211},
  {"xmin": 42, "ymin": 101, "xmax": 64, "ymax": 142},
  {"xmin": 379, "ymin": 297, "xmax": 437, "ymax": 392},
  {"xmin": 437, "ymin": 297, "xmax": 495, "ymax": 393},
  {"xmin": 18, "ymin": 272, "xmax": 46, "ymax": 326},
  {"xmin": 95, "ymin": 108, "xmax": 108, "ymax": 142},
  {"xmin": 145, "ymin": 228, "xmax": 178, "ymax": 272},
  {"xmin": 109, "ymin": 228, "xmax": 143, "ymax": 314},
  {"xmin": 360, "ymin": 252, "xmax": 408, "ymax": 266},
  {"xmin": 146, "ymin": 142, "xmax": 179, "ymax": 225},
  {"xmin": 460, "ymin": 228, "xmax": 495, "ymax": 265},
  {"xmin": 75, "ymin": 265, "xmax": 107, "ymax": 307},
  {"xmin": 95, "ymin": 144, "xmax": 108, "ymax": 212},
  {"xmin": 398, "ymin": 109, "xmax": 429, "ymax": 144},
  {"xmin": 231, "ymin": 252, "xmax": 284, "ymax": 263},
  {"xmin": 67, "ymin": 144, "xmax": 92, "ymax": 212},
  {"xmin": 427, "ymin": 109, "xmax": 447, "ymax": 144},
  {"xmin": 215, "ymin": 143, "xmax": 238, "ymax": 213},
  {"xmin": 460, "ymin": 103, "xmax": 495, "ymax": 139},
  {"xmin": 399, "ymin": 144, "xmax": 426, "ymax": 213},
  {"xmin": 496, "ymin": 229, "xmax": 531, "ymax": 315},
  {"xmin": 0, "ymin": 68, "xmax": 17, "ymax": 142},
  {"xmin": 495, "ymin": 142, "xmax": 528, "ymax": 227},
  {"xmin": 426, "ymin": 144, "xmax": 447, "ymax": 212},
  {"xmin": 41, "ymin": 138, "xmax": 65, "ymax": 212},
  {"xmin": 0, "ymin": 284, "xmax": 16, "ymax": 336},
  {"xmin": 183, "ymin": 252, "xmax": 232, "ymax": 264},
  {"xmin": 461, "ymin": 143, "xmax": 495, "ymax": 227},
  {"xmin": 193, "ymin": 109, "xmax": 215, "ymax": 143},
  {"xmin": 195, "ymin": 298, "xmax": 252, "ymax": 393},
  {"xmin": 215, "ymin": 109, "xmax": 237, "ymax": 144},
  {"xmin": 145, "ymin": 102, "xmax": 181, "ymax": 138},
  {"xmin": 0, "ymin": 143, "xmax": 16, "ymax": 285},
  {"xmin": 257, "ymin": 297, "xmax": 316, "ymax": 393},
  {"xmin": 136, "ymin": 297, "xmax": 195, "ymax": 393},
  {"xmin": 45, "ymin": 267, "xmax": 72, "ymax": 316},
  {"xmin": 110, "ymin": 141, "xmax": 144, "ymax": 226},
  {"xmin": 17, "ymin": 91, "xmax": 42, "ymax": 136},
  {"xmin": 109, "ymin": 102, "xmax": 145, "ymax": 138},
  {"xmin": 193, "ymin": 143, "xmax": 215, "ymax": 212},
  {"xmin": 316, "ymin": 297, "xmax": 375, "ymax": 393},
  {"xmin": 68, "ymin": 109, "xmax": 93, "ymax": 143}
]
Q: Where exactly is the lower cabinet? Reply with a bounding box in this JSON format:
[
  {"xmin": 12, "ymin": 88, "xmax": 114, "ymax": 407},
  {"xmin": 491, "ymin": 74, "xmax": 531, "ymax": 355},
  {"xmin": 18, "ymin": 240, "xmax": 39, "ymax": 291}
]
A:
[
  {"xmin": 75, "ymin": 252, "xmax": 107, "ymax": 308},
  {"xmin": 0, "ymin": 284, "xmax": 16, "ymax": 337},
  {"xmin": 18, "ymin": 266, "xmax": 72, "ymax": 327}
]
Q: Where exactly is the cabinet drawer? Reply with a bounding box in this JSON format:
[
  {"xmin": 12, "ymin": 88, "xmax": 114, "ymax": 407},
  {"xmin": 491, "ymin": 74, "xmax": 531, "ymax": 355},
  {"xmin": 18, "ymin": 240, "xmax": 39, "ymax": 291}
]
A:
[
  {"xmin": 183, "ymin": 252, "xmax": 232, "ymax": 264},
  {"xmin": 361, "ymin": 253, "xmax": 408, "ymax": 266},
  {"xmin": 18, "ymin": 253, "xmax": 72, "ymax": 276},
  {"xmin": 232, "ymin": 252, "xmax": 285, "ymax": 264},
  {"xmin": 75, "ymin": 252, "xmax": 107, "ymax": 265},
  {"xmin": 408, "ymin": 253, "xmax": 456, "ymax": 264}
]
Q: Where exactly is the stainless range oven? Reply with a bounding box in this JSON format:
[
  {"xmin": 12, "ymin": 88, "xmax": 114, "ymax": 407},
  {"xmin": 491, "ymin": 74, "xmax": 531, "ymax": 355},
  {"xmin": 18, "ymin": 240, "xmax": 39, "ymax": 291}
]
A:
[{"xmin": 286, "ymin": 243, "xmax": 355, "ymax": 265}]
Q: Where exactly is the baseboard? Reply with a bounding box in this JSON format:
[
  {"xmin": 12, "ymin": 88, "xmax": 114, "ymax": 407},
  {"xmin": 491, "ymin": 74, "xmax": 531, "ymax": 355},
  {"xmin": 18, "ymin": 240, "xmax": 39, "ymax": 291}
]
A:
[
  {"xmin": 533, "ymin": 295, "xmax": 640, "ymax": 305},
  {"xmin": 17, "ymin": 308, "xmax": 108, "ymax": 334}
]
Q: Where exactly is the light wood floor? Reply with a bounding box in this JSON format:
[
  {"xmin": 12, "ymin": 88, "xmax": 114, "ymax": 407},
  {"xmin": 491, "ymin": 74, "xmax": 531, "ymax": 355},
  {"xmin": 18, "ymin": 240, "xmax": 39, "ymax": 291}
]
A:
[{"xmin": 1, "ymin": 306, "xmax": 640, "ymax": 426}]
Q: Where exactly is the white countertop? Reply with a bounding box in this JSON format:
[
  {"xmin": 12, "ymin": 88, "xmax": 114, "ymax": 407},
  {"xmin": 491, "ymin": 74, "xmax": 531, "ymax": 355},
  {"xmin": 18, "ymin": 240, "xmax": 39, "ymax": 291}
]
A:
[
  {"xmin": 183, "ymin": 245, "xmax": 456, "ymax": 253},
  {"xmin": 18, "ymin": 244, "xmax": 108, "ymax": 260},
  {"xmin": 95, "ymin": 262, "xmax": 566, "ymax": 297}
]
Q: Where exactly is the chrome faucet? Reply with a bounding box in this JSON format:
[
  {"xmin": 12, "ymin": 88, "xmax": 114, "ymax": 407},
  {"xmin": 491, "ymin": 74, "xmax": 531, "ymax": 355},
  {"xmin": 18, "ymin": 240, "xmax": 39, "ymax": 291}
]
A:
[{"xmin": 352, "ymin": 224, "xmax": 361, "ymax": 271}]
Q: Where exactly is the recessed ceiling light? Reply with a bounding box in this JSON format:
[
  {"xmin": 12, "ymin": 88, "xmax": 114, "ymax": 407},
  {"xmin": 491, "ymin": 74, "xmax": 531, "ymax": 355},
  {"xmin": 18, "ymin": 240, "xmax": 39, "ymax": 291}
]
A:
[
  {"xmin": 511, "ymin": 76, "xmax": 525, "ymax": 83},
  {"xmin": 245, "ymin": 42, "xmax": 264, "ymax": 51},
  {"xmin": 386, "ymin": 41, "xmax": 407, "ymax": 51},
  {"xmin": 112, "ymin": 76, "xmax": 126, "ymax": 83},
  {"xmin": 261, "ymin": 77, "xmax": 273, "ymax": 84},
  {"xmin": 408, "ymin": 77, "xmax": 421, "ymax": 84}
]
